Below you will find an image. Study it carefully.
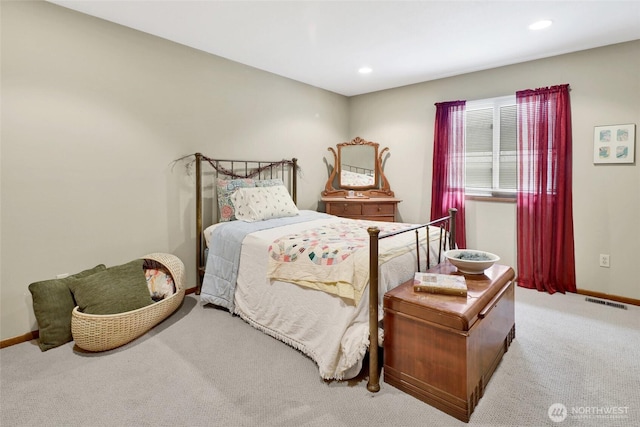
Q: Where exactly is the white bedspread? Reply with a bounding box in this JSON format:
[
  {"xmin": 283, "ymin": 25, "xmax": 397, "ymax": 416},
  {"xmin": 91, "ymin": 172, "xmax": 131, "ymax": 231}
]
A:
[{"xmin": 206, "ymin": 212, "xmax": 446, "ymax": 380}]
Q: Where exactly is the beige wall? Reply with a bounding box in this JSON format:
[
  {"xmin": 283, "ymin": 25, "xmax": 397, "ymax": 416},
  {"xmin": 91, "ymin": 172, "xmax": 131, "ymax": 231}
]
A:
[
  {"xmin": 1, "ymin": 1, "xmax": 349, "ymax": 340},
  {"xmin": 2, "ymin": 1, "xmax": 638, "ymax": 342},
  {"xmin": 349, "ymin": 40, "xmax": 640, "ymax": 300}
]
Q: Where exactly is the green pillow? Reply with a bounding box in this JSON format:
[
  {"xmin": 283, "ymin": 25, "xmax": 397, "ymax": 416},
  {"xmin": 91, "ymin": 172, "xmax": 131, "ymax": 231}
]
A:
[
  {"xmin": 29, "ymin": 264, "xmax": 106, "ymax": 352},
  {"xmin": 69, "ymin": 259, "xmax": 154, "ymax": 315}
]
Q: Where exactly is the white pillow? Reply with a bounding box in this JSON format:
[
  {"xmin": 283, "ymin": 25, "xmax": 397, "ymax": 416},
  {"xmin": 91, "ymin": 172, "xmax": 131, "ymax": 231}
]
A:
[{"xmin": 231, "ymin": 185, "xmax": 299, "ymax": 222}]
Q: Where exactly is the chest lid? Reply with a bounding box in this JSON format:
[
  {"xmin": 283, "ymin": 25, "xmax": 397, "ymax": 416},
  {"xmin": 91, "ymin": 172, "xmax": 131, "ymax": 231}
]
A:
[{"xmin": 384, "ymin": 262, "xmax": 515, "ymax": 331}]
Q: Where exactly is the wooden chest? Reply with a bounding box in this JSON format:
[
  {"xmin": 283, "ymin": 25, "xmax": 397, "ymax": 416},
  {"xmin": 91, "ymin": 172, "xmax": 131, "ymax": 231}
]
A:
[{"xmin": 383, "ymin": 262, "xmax": 516, "ymax": 422}]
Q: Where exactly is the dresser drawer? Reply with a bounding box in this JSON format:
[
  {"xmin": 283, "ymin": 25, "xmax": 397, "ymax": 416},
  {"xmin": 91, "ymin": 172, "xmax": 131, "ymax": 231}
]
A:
[
  {"xmin": 361, "ymin": 215, "xmax": 395, "ymax": 222},
  {"xmin": 327, "ymin": 202, "xmax": 362, "ymax": 216},
  {"xmin": 322, "ymin": 197, "xmax": 401, "ymax": 222},
  {"xmin": 363, "ymin": 203, "xmax": 395, "ymax": 216}
]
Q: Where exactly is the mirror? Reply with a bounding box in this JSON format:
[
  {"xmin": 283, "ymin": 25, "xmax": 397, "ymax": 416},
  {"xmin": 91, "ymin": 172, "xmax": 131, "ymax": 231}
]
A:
[
  {"xmin": 339, "ymin": 145, "xmax": 377, "ymax": 188},
  {"xmin": 322, "ymin": 137, "xmax": 394, "ymax": 197}
]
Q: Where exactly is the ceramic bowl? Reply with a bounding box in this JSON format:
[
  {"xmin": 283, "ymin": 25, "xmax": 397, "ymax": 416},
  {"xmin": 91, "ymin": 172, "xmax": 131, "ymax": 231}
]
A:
[{"xmin": 444, "ymin": 249, "xmax": 500, "ymax": 275}]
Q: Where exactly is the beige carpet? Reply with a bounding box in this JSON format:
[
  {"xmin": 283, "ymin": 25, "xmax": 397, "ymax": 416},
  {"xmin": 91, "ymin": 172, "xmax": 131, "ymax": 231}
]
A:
[{"xmin": 1, "ymin": 286, "xmax": 638, "ymax": 426}]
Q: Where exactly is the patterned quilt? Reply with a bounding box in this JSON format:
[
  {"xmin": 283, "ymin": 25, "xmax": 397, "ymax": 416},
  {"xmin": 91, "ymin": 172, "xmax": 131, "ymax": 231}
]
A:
[{"xmin": 267, "ymin": 219, "xmax": 427, "ymax": 304}]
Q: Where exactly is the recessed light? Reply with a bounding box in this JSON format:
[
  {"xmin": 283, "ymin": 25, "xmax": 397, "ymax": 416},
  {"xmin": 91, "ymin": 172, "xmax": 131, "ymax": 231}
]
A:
[
  {"xmin": 529, "ymin": 20, "xmax": 552, "ymax": 30},
  {"xmin": 358, "ymin": 67, "xmax": 372, "ymax": 74}
]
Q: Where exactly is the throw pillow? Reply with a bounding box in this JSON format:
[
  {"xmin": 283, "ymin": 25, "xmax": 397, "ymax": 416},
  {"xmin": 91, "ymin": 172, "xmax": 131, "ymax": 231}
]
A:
[
  {"xmin": 145, "ymin": 268, "xmax": 175, "ymax": 301},
  {"xmin": 29, "ymin": 264, "xmax": 106, "ymax": 351},
  {"xmin": 69, "ymin": 259, "xmax": 154, "ymax": 315},
  {"xmin": 216, "ymin": 178, "xmax": 255, "ymax": 222},
  {"xmin": 255, "ymin": 178, "xmax": 284, "ymax": 187},
  {"xmin": 231, "ymin": 185, "xmax": 299, "ymax": 222}
]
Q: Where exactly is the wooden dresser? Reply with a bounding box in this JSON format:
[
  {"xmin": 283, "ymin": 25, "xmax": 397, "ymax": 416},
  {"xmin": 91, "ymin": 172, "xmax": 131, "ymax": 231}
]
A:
[
  {"xmin": 383, "ymin": 262, "xmax": 516, "ymax": 422},
  {"xmin": 321, "ymin": 197, "xmax": 401, "ymax": 222}
]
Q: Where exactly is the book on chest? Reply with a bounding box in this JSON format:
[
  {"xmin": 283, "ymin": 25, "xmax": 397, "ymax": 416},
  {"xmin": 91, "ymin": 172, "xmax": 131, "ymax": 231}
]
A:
[{"xmin": 413, "ymin": 272, "xmax": 467, "ymax": 296}]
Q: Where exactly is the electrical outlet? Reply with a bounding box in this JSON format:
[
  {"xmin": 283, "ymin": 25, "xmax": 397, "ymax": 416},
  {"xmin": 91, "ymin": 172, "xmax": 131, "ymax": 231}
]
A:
[{"xmin": 599, "ymin": 254, "xmax": 610, "ymax": 268}]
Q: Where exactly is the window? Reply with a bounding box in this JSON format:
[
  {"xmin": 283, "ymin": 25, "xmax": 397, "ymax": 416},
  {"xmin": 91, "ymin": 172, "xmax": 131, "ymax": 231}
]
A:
[{"xmin": 464, "ymin": 95, "xmax": 516, "ymax": 197}]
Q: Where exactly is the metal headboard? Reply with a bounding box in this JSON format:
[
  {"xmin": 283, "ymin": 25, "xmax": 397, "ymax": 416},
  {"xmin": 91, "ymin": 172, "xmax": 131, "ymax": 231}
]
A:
[{"xmin": 194, "ymin": 153, "xmax": 298, "ymax": 294}]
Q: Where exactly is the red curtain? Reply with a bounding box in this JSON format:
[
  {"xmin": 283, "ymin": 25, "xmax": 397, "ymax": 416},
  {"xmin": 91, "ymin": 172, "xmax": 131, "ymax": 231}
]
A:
[
  {"xmin": 431, "ymin": 100, "xmax": 466, "ymax": 248},
  {"xmin": 516, "ymin": 84, "xmax": 576, "ymax": 293}
]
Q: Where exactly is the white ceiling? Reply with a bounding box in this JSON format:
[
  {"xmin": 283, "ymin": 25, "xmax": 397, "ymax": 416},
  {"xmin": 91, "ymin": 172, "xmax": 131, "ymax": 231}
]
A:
[{"xmin": 49, "ymin": 1, "xmax": 640, "ymax": 96}]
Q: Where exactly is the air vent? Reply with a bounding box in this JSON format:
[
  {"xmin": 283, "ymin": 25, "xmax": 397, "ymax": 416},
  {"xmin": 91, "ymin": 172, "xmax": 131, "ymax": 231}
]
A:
[{"xmin": 585, "ymin": 297, "xmax": 627, "ymax": 310}]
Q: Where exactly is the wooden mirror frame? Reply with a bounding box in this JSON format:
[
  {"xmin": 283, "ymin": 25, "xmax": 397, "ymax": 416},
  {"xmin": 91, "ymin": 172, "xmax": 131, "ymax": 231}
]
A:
[
  {"xmin": 339, "ymin": 143, "xmax": 378, "ymax": 189},
  {"xmin": 322, "ymin": 137, "xmax": 394, "ymax": 197}
]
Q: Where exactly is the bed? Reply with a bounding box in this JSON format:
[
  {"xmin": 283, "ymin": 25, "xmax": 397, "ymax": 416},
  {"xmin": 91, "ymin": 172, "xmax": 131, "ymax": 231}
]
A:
[{"xmin": 190, "ymin": 153, "xmax": 456, "ymax": 392}]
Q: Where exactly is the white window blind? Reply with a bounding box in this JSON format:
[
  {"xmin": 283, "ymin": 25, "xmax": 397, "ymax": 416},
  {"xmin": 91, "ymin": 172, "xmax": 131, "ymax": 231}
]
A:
[{"xmin": 465, "ymin": 96, "xmax": 516, "ymax": 196}]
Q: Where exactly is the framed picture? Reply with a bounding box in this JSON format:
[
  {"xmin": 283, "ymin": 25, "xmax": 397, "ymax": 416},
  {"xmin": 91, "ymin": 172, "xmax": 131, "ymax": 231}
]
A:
[{"xmin": 593, "ymin": 123, "xmax": 635, "ymax": 164}]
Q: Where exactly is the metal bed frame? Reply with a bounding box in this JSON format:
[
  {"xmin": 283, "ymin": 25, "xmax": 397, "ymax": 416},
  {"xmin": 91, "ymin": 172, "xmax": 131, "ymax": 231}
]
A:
[{"xmin": 192, "ymin": 152, "xmax": 456, "ymax": 392}]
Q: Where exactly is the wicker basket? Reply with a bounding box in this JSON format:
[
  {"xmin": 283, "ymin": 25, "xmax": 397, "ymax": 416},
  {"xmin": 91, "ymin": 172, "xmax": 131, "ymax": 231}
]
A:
[{"xmin": 71, "ymin": 253, "xmax": 186, "ymax": 352}]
